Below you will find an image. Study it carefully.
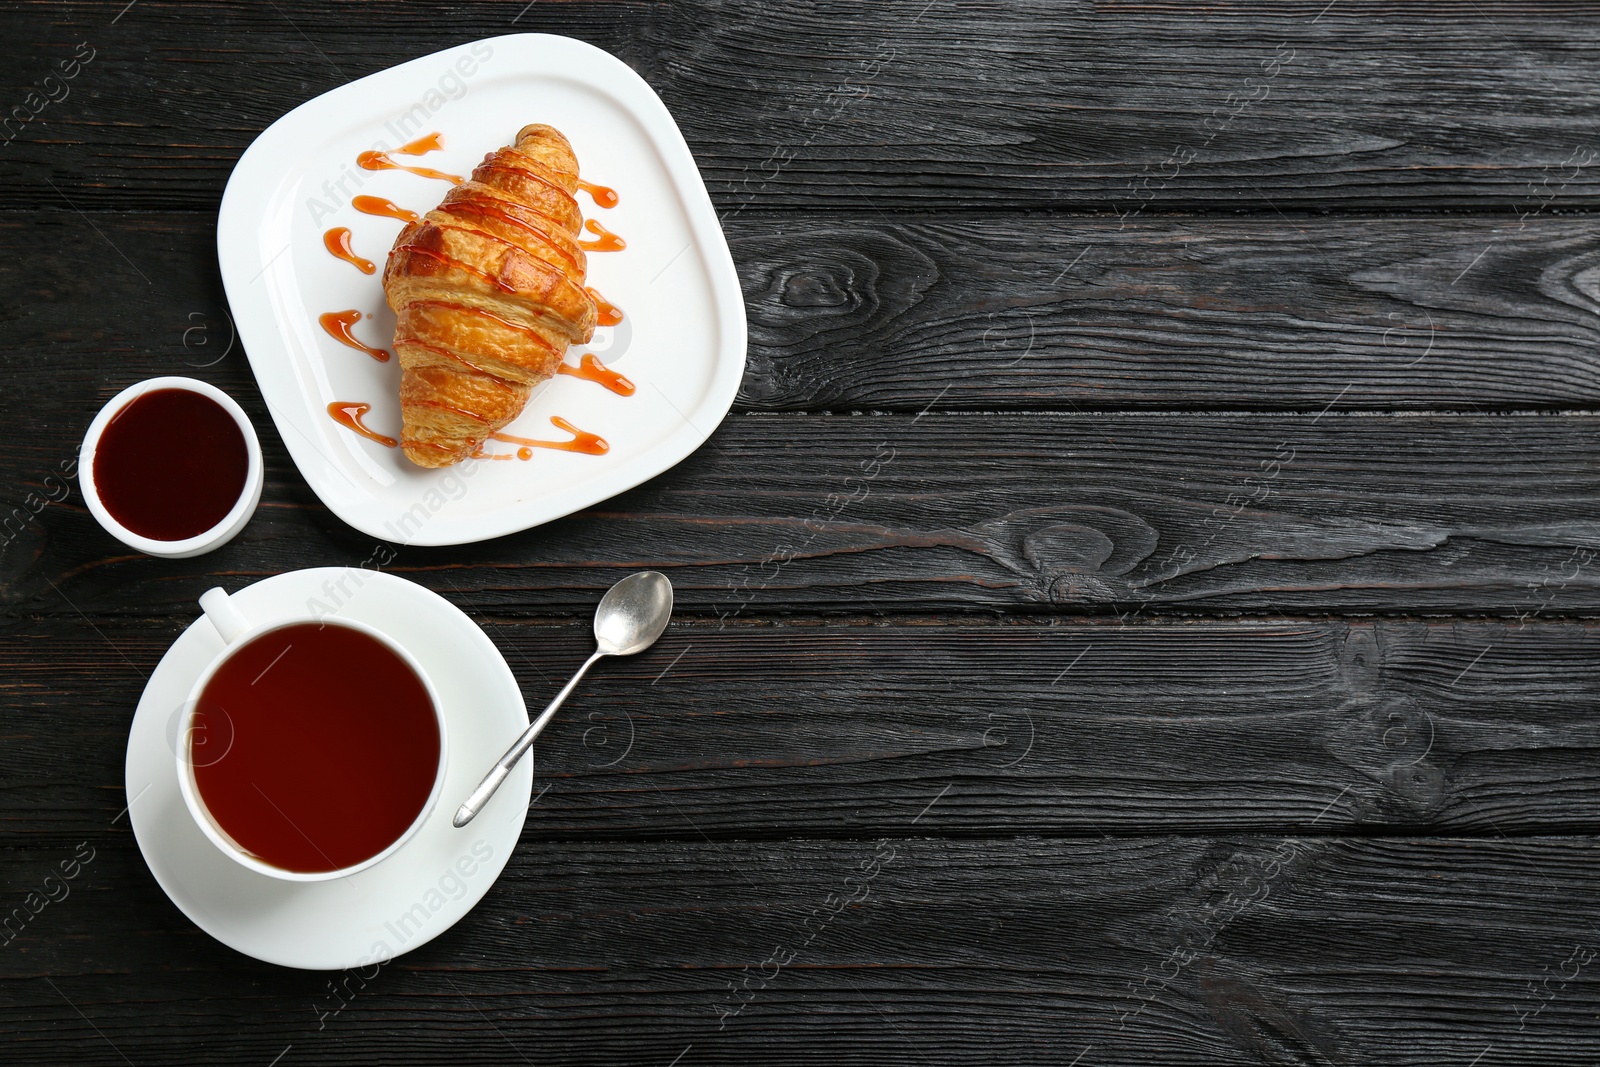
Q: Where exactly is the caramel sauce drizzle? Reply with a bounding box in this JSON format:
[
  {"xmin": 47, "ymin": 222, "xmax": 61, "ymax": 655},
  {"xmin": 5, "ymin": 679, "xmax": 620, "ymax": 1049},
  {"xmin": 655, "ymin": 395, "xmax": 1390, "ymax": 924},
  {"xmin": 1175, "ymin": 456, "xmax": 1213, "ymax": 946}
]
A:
[
  {"xmin": 395, "ymin": 245, "xmax": 512, "ymax": 292},
  {"xmin": 327, "ymin": 402, "xmax": 397, "ymax": 448},
  {"xmin": 352, "ymin": 195, "xmax": 421, "ymax": 222},
  {"xmin": 586, "ymin": 288, "xmax": 624, "ymax": 327},
  {"xmin": 438, "ymin": 200, "xmax": 580, "ymax": 271},
  {"xmin": 427, "ymin": 221, "xmax": 594, "ymax": 293},
  {"xmin": 395, "ymin": 132, "xmax": 444, "ymax": 156},
  {"xmin": 579, "ymin": 218, "xmax": 626, "ymax": 252},
  {"xmin": 489, "ymin": 416, "xmax": 609, "ymax": 456},
  {"xmin": 408, "ymin": 298, "xmax": 562, "ymax": 359},
  {"xmin": 392, "ymin": 336, "xmax": 520, "ymax": 389},
  {"xmin": 413, "ymin": 398, "xmax": 486, "ymax": 423},
  {"xmin": 319, "ymin": 310, "xmax": 390, "ymax": 362},
  {"xmin": 559, "ymin": 353, "xmax": 635, "ymax": 396},
  {"xmin": 481, "ymin": 158, "xmax": 580, "ymax": 207},
  {"xmin": 322, "ymin": 227, "xmax": 375, "ymax": 274},
  {"xmin": 577, "ymin": 179, "xmax": 619, "ymax": 209},
  {"xmin": 357, "ymin": 150, "xmax": 462, "ymax": 185}
]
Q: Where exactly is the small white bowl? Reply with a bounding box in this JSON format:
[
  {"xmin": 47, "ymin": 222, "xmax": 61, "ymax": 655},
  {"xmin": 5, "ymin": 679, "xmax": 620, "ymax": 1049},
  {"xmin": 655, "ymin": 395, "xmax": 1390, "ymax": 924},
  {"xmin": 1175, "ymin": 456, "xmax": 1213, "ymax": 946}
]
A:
[{"xmin": 79, "ymin": 377, "xmax": 263, "ymax": 559}]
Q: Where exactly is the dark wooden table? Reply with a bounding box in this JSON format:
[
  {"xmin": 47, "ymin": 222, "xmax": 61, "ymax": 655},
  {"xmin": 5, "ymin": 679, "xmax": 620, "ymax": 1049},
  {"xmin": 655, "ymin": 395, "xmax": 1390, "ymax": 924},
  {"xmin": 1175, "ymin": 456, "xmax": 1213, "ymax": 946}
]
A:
[{"xmin": 5, "ymin": 1, "xmax": 1600, "ymax": 1062}]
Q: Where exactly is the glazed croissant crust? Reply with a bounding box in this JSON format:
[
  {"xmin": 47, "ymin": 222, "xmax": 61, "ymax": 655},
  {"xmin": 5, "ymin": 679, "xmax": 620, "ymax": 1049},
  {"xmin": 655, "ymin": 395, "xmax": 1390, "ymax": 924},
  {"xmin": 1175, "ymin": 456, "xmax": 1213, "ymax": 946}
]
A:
[{"xmin": 383, "ymin": 123, "xmax": 598, "ymax": 467}]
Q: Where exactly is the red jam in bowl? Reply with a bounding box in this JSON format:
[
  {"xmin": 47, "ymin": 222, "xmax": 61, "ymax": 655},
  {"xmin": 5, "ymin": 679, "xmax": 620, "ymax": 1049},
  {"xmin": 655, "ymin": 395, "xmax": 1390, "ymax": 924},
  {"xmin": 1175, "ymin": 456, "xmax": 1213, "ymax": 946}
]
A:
[{"xmin": 93, "ymin": 388, "xmax": 249, "ymax": 541}]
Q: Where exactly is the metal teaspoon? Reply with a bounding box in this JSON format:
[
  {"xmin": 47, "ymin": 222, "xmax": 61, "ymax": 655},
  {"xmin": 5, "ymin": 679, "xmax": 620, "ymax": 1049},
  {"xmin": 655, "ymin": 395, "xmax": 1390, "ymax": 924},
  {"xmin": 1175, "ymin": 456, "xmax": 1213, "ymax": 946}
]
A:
[{"xmin": 453, "ymin": 570, "xmax": 674, "ymax": 828}]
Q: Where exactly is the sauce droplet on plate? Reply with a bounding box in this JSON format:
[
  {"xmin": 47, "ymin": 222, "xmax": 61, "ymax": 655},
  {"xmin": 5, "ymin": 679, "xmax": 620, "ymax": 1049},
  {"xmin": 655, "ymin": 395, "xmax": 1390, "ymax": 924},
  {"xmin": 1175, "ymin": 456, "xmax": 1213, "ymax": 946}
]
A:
[
  {"xmin": 395, "ymin": 132, "xmax": 444, "ymax": 156},
  {"xmin": 319, "ymin": 310, "xmax": 390, "ymax": 362},
  {"xmin": 322, "ymin": 227, "xmax": 375, "ymax": 274},
  {"xmin": 579, "ymin": 218, "xmax": 626, "ymax": 252},
  {"xmin": 327, "ymin": 402, "xmax": 397, "ymax": 448},
  {"xmin": 577, "ymin": 179, "xmax": 619, "ymax": 209},
  {"xmin": 586, "ymin": 287, "xmax": 624, "ymax": 327},
  {"xmin": 93, "ymin": 388, "xmax": 250, "ymax": 541},
  {"xmin": 487, "ymin": 416, "xmax": 609, "ymax": 456},
  {"xmin": 357, "ymin": 151, "xmax": 462, "ymax": 185},
  {"xmin": 559, "ymin": 353, "xmax": 635, "ymax": 396},
  {"xmin": 352, "ymin": 195, "xmax": 422, "ymax": 222}
]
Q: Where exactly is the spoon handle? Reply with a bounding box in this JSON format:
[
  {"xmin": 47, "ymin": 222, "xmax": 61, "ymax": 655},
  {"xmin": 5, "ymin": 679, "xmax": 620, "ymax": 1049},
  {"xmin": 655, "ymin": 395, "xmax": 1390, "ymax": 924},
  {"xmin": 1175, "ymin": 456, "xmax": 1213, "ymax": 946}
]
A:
[{"xmin": 453, "ymin": 649, "xmax": 606, "ymax": 828}]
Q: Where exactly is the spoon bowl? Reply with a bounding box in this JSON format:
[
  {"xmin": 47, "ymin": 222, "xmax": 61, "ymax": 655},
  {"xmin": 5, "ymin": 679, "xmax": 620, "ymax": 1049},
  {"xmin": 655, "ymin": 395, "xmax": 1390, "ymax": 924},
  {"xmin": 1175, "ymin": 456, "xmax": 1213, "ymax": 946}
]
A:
[{"xmin": 595, "ymin": 570, "xmax": 673, "ymax": 655}]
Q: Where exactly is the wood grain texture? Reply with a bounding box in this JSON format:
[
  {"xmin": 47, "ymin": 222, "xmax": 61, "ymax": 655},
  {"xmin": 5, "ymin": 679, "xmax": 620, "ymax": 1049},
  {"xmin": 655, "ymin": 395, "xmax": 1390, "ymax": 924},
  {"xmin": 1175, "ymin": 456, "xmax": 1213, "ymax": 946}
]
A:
[
  {"xmin": 3, "ymin": 835, "xmax": 1598, "ymax": 1065},
  {"xmin": 6, "ymin": 613, "xmax": 1600, "ymax": 840},
  {"xmin": 15, "ymin": 211, "xmax": 1600, "ymax": 415},
  {"xmin": 736, "ymin": 214, "xmax": 1600, "ymax": 412},
  {"xmin": 6, "ymin": 1, "xmax": 1600, "ymax": 1061},
  {"xmin": 5, "ymin": 412, "xmax": 1600, "ymax": 618},
  {"xmin": 9, "ymin": 1, "xmax": 1600, "ymax": 211}
]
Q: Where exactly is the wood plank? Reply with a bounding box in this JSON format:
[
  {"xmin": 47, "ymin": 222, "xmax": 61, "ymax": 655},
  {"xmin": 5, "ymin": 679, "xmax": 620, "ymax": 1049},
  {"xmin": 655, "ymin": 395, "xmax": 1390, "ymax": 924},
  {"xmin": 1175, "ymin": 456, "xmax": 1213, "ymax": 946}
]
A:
[
  {"xmin": 11, "ymin": 1, "xmax": 1600, "ymax": 210},
  {"xmin": 4, "ymin": 411, "xmax": 1600, "ymax": 617},
  {"xmin": 737, "ymin": 213, "xmax": 1600, "ymax": 412},
  {"xmin": 8, "ymin": 613, "xmax": 1600, "ymax": 838},
  {"xmin": 17, "ymin": 212, "xmax": 1600, "ymax": 414},
  {"xmin": 3, "ymin": 835, "xmax": 1598, "ymax": 1064}
]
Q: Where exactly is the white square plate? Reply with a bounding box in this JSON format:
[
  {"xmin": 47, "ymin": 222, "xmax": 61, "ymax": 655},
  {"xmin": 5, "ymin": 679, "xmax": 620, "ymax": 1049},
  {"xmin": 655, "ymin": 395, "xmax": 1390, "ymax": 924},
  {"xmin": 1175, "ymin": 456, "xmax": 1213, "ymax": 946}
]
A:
[{"xmin": 218, "ymin": 34, "xmax": 745, "ymax": 546}]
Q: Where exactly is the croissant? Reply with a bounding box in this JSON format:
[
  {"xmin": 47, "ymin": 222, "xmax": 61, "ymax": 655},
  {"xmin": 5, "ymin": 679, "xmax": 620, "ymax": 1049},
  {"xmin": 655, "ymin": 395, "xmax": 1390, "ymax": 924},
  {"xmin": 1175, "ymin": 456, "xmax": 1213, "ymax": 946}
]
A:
[{"xmin": 383, "ymin": 123, "xmax": 598, "ymax": 467}]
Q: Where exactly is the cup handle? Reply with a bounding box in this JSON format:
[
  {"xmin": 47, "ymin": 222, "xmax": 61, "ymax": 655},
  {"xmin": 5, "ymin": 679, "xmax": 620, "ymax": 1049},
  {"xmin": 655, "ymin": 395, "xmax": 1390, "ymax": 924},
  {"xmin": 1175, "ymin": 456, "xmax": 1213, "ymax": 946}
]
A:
[{"xmin": 199, "ymin": 587, "xmax": 250, "ymax": 644}]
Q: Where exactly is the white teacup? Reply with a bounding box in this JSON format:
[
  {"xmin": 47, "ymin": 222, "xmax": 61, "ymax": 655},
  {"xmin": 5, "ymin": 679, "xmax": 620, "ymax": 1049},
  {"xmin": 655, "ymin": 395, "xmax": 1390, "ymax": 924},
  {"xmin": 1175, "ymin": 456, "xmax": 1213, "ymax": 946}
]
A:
[{"xmin": 175, "ymin": 586, "xmax": 448, "ymax": 882}]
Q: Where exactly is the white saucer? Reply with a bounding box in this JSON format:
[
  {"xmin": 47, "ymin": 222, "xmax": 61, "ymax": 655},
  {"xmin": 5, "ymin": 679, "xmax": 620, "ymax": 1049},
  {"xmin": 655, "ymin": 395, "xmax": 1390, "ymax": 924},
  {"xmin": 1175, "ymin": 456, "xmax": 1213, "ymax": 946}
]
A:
[{"xmin": 125, "ymin": 568, "xmax": 531, "ymax": 970}]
